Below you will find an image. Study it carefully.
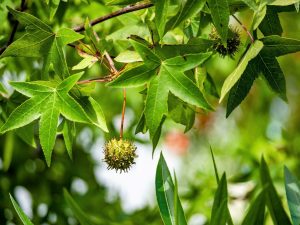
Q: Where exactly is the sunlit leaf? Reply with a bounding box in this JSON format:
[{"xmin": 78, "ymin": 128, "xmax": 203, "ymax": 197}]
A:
[{"xmin": 155, "ymin": 153, "xmax": 187, "ymax": 225}]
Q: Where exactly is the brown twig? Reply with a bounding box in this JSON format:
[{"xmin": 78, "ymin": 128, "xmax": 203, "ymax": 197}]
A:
[
  {"xmin": 232, "ymin": 14, "xmax": 254, "ymax": 44},
  {"xmin": 73, "ymin": 2, "xmax": 153, "ymax": 32},
  {"xmin": 76, "ymin": 75, "xmax": 114, "ymax": 84},
  {"xmin": 0, "ymin": 0, "xmax": 27, "ymax": 54}
]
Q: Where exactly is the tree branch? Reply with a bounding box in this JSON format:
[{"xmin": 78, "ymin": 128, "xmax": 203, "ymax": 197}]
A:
[
  {"xmin": 73, "ymin": 2, "xmax": 154, "ymax": 32},
  {"xmin": 76, "ymin": 75, "xmax": 114, "ymax": 84},
  {"xmin": 0, "ymin": 0, "xmax": 27, "ymax": 54}
]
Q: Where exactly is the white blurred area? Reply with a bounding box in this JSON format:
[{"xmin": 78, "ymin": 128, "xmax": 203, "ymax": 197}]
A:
[
  {"xmin": 77, "ymin": 108, "xmax": 183, "ymax": 213},
  {"xmin": 90, "ymin": 136, "xmax": 182, "ymax": 213}
]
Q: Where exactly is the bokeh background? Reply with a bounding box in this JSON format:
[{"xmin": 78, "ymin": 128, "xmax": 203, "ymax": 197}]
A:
[{"xmin": 0, "ymin": 0, "xmax": 300, "ymax": 224}]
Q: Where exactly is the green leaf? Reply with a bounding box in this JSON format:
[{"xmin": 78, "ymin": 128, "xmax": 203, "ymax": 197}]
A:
[
  {"xmin": 271, "ymin": 0, "xmax": 300, "ymax": 5},
  {"xmin": 15, "ymin": 123, "xmax": 37, "ymax": 148},
  {"xmin": 9, "ymin": 194, "xmax": 34, "ymax": 225},
  {"xmin": 0, "ymin": 82, "xmax": 8, "ymax": 96},
  {"xmin": 168, "ymin": 94, "xmax": 195, "ymax": 132},
  {"xmin": 64, "ymin": 189, "xmax": 98, "ymax": 225},
  {"xmin": 261, "ymin": 35, "xmax": 300, "ymax": 57},
  {"xmin": 210, "ymin": 173, "xmax": 231, "ymax": 225},
  {"xmin": 3, "ymin": 132, "xmax": 14, "ymax": 171},
  {"xmin": 82, "ymin": 97, "xmax": 109, "ymax": 132},
  {"xmin": 210, "ymin": 147, "xmax": 220, "ymax": 184},
  {"xmin": 157, "ymin": 38, "xmax": 214, "ymax": 56},
  {"xmin": 146, "ymin": 52, "xmax": 212, "ymax": 138},
  {"xmin": 114, "ymin": 50, "xmax": 142, "ymax": 63},
  {"xmin": 56, "ymin": 28, "xmax": 84, "ymax": 46},
  {"xmin": 226, "ymin": 60, "xmax": 258, "ymax": 117},
  {"xmin": 203, "ymin": 73, "xmax": 219, "ymax": 98},
  {"xmin": 135, "ymin": 112, "xmax": 147, "ymax": 134},
  {"xmin": 220, "ymin": 40, "xmax": 263, "ymax": 102},
  {"xmin": 108, "ymin": 64, "xmax": 158, "ymax": 88},
  {"xmin": 252, "ymin": 4, "xmax": 267, "ymax": 30},
  {"xmin": 207, "ymin": 0, "xmax": 230, "ymax": 43},
  {"xmin": 48, "ymin": 0, "xmax": 61, "ymax": 20},
  {"xmin": 155, "ymin": 0, "xmax": 170, "ymax": 39},
  {"xmin": 0, "ymin": 74, "xmax": 104, "ymax": 166},
  {"xmin": 61, "ymin": 120, "xmax": 76, "ymax": 159},
  {"xmin": 145, "ymin": 75, "xmax": 169, "ymax": 138},
  {"xmin": 240, "ymin": 0, "xmax": 258, "ymax": 11},
  {"xmin": 1, "ymin": 7, "xmax": 54, "ymax": 58},
  {"xmin": 284, "ymin": 166, "xmax": 300, "ymax": 225},
  {"xmin": 0, "ymin": 8, "xmax": 84, "ymax": 78},
  {"xmin": 130, "ymin": 39, "xmax": 160, "ymax": 67},
  {"xmin": 122, "ymin": 40, "xmax": 212, "ymax": 140},
  {"xmin": 260, "ymin": 157, "xmax": 292, "ymax": 225},
  {"xmin": 259, "ymin": 6, "xmax": 283, "ymax": 36},
  {"xmin": 166, "ymin": 0, "xmax": 206, "ymax": 31},
  {"xmin": 155, "ymin": 153, "xmax": 187, "ymax": 225},
  {"xmin": 241, "ymin": 191, "xmax": 266, "ymax": 225},
  {"xmin": 257, "ymin": 52, "xmax": 287, "ymax": 100}
]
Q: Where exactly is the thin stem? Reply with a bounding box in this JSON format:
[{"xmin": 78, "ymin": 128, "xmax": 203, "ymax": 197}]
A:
[
  {"xmin": 77, "ymin": 75, "xmax": 113, "ymax": 84},
  {"xmin": 120, "ymin": 88, "xmax": 126, "ymax": 139},
  {"xmin": 232, "ymin": 14, "xmax": 254, "ymax": 44},
  {"xmin": 73, "ymin": 2, "xmax": 153, "ymax": 32},
  {"xmin": 0, "ymin": 0, "xmax": 27, "ymax": 54},
  {"xmin": 104, "ymin": 52, "xmax": 118, "ymax": 74}
]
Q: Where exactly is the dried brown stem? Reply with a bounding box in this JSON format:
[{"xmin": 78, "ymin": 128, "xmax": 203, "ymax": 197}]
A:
[
  {"xmin": 77, "ymin": 75, "xmax": 113, "ymax": 84},
  {"xmin": 232, "ymin": 14, "xmax": 254, "ymax": 44},
  {"xmin": 73, "ymin": 2, "xmax": 153, "ymax": 32}
]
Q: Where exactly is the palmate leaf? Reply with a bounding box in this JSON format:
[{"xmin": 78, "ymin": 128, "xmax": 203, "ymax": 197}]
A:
[
  {"xmin": 0, "ymin": 74, "xmax": 108, "ymax": 166},
  {"xmin": 284, "ymin": 166, "xmax": 300, "ymax": 225},
  {"xmin": 0, "ymin": 7, "xmax": 84, "ymax": 78},
  {"xmin": 155, "ymin": 153, "xmax": 187, "ymax": 225},
  {"xmin": 109, "ymin": 40, "xmax": 212, "ymax": 140}
]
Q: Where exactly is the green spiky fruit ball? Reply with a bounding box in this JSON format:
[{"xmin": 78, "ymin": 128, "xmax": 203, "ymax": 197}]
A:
[
  {"xmin": 103, "ymin": 138, "xmax": 137, "ymax": 173},
  {"xmin": 210, "ymin": 26, "xmax": 241, "ymax": 57}
]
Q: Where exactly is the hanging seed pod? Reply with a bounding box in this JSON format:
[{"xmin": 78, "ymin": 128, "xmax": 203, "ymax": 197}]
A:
[
  {"xmin": 210, "ymin": 26, "xmax": 241, "ymax": 57},
  {"xmin": 103, "ymin": 138, "xmax": 137, "ymax": 173}
]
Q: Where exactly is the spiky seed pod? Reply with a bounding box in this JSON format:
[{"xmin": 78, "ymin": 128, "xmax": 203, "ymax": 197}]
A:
[
  {"xmin": 210, "ymin": 26, "xmax": 241, "ymax": 57},
  {"xmin": 103, "ymin": 138, "xmax": 137, "ymax": 173}
]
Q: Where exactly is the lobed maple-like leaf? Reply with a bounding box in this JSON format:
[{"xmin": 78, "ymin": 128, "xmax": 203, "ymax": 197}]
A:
[
  {"xmin": 0, "ymin": 7, "xmax": 83, "ymax": 78},
  {"xmin": 0, "ymin": 73, "xmax": 107, "ymax": 166},
  {"xmin": 109, "ymin": 40, "xmax": 212, "ymax": 139}
]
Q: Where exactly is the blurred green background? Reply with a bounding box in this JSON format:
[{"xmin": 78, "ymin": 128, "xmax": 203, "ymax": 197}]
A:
[{"xmin": 0, "ymin": 1, "xmax": 300, "ymax": 224}]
